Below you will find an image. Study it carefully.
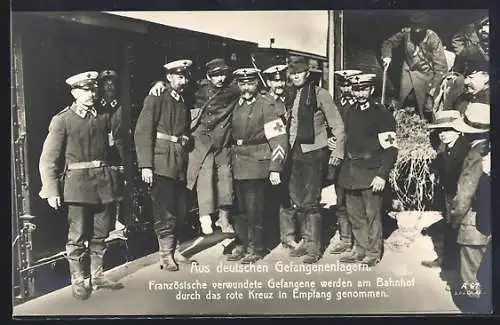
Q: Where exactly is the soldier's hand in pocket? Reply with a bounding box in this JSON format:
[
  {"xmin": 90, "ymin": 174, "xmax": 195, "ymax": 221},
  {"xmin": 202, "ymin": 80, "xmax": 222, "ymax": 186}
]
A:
[
  {"xmin": 141, "ymin": 168, "xmax": 154, "ymax": 185},
  {"xmin": 48, "ymin": 196, "xmax": 62, "ymax": 210},
  {"xmin": 269, "ymin": 172, "xmax": 281, "ymax": 185},
  {"xmin": 370, "ymin": 176, "xmax": 386, "ymax": 193},
  {"xmin": 149, "ymin": 81, "xmax": 166, "ymax": 96}
]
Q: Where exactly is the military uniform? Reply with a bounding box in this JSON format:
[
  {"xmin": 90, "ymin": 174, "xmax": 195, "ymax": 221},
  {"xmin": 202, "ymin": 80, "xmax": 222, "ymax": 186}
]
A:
[
  {"xmin": 186, "ymin": 58, "xmax": 240, "ymax": 234},
  {"xmin": 449, "ymin": 103, "xmax": 490, "ymax": 298},
  {"xmin": 338, "ymin": 74, "xmax": 398, "ymax": 266},
  {"xmin": 39, "ymin": 71, "xmax": 124, "ymax": 300},
  {"xmin": 381, "ymin": 13, "xmax": 448, "ymax": 117},
  {"xmin": 134, "ymin": 59, "xmax": 192, "ymax": 271},
  {"xmin": 452, "ymin": 17, "xmax": 489, "ymax": 76},
  {"xmin": 230, "ymin": 68, "xmax": 288, "ymax": 263},
  {"xmin": 283, "ymin": 56, "xmax": 346, "ymax": 264}
]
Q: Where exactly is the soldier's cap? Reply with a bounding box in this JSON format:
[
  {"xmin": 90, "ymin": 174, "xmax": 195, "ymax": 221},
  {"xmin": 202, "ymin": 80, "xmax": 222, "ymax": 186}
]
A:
[
  {"xmin": 349, "ymin": 73, "xmax": 377, "ymax": 88},
  {"xmin": 427, "ymin": 110, "xmax": 461, "ymax": 129},
  {"xmin": 164, "ymin": 59, "xmax": 193, "ymax": 75},
  {"xmin": 452, "ymin": 103, "xmax": 490, "ymax": 134},
  {"xmin": 206, "ymin": 58, "xmax": 230, "ymax": 75},
  {"xmin": 65, "ymin": 71, "xmax": 98, "ymax": 89},
  {"xmin": 334, "ymin": 69, "xmax": 363, "ymax": 85},
  {"xmin": 99, "ymin": 70, "xmax": 118, "ymax": 80},
  {"xmin": 288, "ymin": 56, "xmax": 309, "ymax": 74},
  {"xmin": 263, "ymin": 64, "xmax": 287, "ymax": 81},
  {"xmin": 477, "ymin": 16, "xmax": 489, "ymax": 27},
  {"xmin": 233, "ymin": 68, "xmax": 260, "ymax": 82}
]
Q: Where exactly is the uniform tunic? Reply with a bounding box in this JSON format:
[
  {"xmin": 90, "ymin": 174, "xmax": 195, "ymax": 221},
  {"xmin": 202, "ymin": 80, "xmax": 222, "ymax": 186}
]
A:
[
  {"xmin": 338, "ymin": 101, "xmax": 398, "ymax": 190},
  {"xmin": 134, "ymin": 86, "xmax": 189, "ymax": 182},
  {"xmin": 39, "ymin": 103, "xmax": 124, "ymax": 204}
]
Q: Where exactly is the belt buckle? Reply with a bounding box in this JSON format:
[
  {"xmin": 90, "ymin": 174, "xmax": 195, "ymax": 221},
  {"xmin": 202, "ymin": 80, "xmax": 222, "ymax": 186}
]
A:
[{"xmin": 236, "ymin": 139, "xmax": 244, "ymax": 146}]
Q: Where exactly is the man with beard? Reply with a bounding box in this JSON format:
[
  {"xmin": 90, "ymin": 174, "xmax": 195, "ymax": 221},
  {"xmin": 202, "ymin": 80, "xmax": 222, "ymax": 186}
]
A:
[
  {"xmin": 39, "ymin": 71, "xmax": 125, "ymax": 300},
  {"xmin": 149, "ymin": 58, "xmax": 238, "ymax": 236},
  {"xmin": 449, "ymin": 103, "xmax": 490, "ymax": 299},
  {"xmin": 381, "ymin": 12, "xmax": 448, "ymax": 120},
  {"xmin": 282, "ymin": 56, "xmax": 345, "ymax": 264},
  {"xmin": 98, "ymin": 70, "xmax": 127, "ymax": 234},
  {"xmin": 327, "ymin": 70, "xmax": 362, "ymax": 255},
  {"xmin": 422, "ymin": 110, "xmax": 469, "ymax": 271},
  {"xmin": 337, "ymin": 74, "xmax": 398, "ymax": 267},
  {"xmin": 229, "ymin": 68, "xmax": 288, "ymax": 263},
  {"xmin": 452, "ymin": 16, "xmax": 489, "ymax": 76},
  {"xmin": 135, "ymin": 59, "xmax": 196, "ymax": 271}
]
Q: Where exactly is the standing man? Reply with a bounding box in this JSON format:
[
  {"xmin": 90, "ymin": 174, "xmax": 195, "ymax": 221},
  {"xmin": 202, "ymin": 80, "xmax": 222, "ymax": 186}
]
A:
[
  {"xmin": 281, "ymin": 56, "xmax": 345, "ymax": 264},
  {"xmin": 134, "ymin": 59, "xmax": 195, "ymax": 271},
  {"xmin": 449, "ymin": 103, "xmax": 490, "ymax": 299},
  {"xmin": 149, "ymin": 58, "xmax": 238, "ymax": 235},
  {"xmin": 228, "ymin": 68, "xmax": 289, "ymax": 263},
  {"xmin": 39, "ymin": 71, "xmax": 125, "ymax": 300},
  {"xmin": 452, "ymin": 16, "xmax": 489, "ymax": 76},
  {"xmin": 381, "ymin": 12, "xmax": 448, "ymax": 119},
  {"xmin": 98, "ymin": 70, "xmax": 126, "ymax": 234},
  {"xmin": 338, "ymin": 74, "xmax": 399, "ymax": 267},
  {"xmin": 328, "ymin": 70, "xmax": 362, "ymax": 255}
]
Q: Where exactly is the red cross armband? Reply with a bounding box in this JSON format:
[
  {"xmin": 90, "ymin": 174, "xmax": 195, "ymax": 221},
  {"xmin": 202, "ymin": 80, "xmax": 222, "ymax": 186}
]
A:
[
  {"xmin": 264, "ymin": 118, "xmax": 286, "ymax": 140},
  {"xmin": 378, "ymin": 131, "xmax": 398, "ymax": 149}
]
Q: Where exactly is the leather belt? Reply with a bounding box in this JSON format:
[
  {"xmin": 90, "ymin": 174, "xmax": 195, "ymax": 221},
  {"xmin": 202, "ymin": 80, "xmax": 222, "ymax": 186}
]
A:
[
  {"xmin": 232, "ymin": 138, "xmax": 268, "ymax": 146},
  {"xmin": 156, "ymin": 132, "xmax": 183, "ymax": 143},
  {"xmin": 67, "ymin": 160, "xmax": 107, "ymax": 170}
]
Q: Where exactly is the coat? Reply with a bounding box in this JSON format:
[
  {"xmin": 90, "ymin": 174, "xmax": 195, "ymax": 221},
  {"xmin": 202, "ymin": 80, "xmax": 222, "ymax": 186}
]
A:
[
  {"xmin": 186, "ymin": 79, "xmax": 240, "ymax": 190},
  {"xmin": 231, "ymin": 94, "xmax": 289, "ymax": 180},
  {"xmin": 337, "ymin": 100, "xmax": 398, "ymax": 190},
  {"xmin": 39, "ymin": 103, "xmax": 124, "ymax": 204},
  {"xmin": 382, "ymin": 28, "xmax": 448, "ymax": 113},
  {"xmin": 134, "ymin": 85, "xmax": 190, "ymax": 182},
  {"xmin": 450, "ymin": 140, "xmax": 490, "ymax": 246}
]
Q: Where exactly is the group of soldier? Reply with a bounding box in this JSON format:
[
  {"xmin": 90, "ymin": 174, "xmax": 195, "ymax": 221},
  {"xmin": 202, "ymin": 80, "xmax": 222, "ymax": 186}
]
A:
[{"xmin": 37, "ymin": 12, "xmax": 490, "ymax": 302}]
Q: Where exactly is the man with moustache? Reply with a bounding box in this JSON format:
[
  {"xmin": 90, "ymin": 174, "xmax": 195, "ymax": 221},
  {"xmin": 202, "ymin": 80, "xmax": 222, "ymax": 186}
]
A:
[
  {"xmin": 149, "ymin": 58, "xmax": 238, "ymax": 236},
  {"xmin": 228, "ymin": 68, "xmax": 289, "ymax": 263},
  {"xmin": 452, "ymin": 16, "xmax": 489, "ymax": 77},
  {"xmin": 381, "ymin": 12, "xmax": 448, "ymax": 119},
  {"xmin": 454, "ymin": 71, "xmax": 489, "ymax": 114},
  {"xmin": 134, "ymin": 59, "xmax": 196, "ymax": 271},
  {"xmin": 337, "ymin": 74, "xmax": 398, "ymax": 267},
  {"xmin": 39, "ymin": 71, "xmax": 125, "ymax": 300},
  {"xmin": 282, "ymin": 56, "xmax": 345, "ymax": 264}
]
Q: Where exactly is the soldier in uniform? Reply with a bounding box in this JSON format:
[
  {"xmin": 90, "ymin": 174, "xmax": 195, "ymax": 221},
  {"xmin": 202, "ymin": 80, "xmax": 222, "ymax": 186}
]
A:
[
  {"xmin": 98, "ymin": 70, "xmax": 126, "ymax": 234},
  {"xmin": 228, "ymin": 68, "xmax": 289, "ymax": 263},
  {"xmin": 449, "ymin": 103, "xmax": 490, "ymax": 299},
  {"xmin": 282, "ymin": 56, "xmax": 345, "ymax": 264},
  {"xmin": 337, "ymin": 74, "xmax": 399, "ymax": 267},
  {"xmin": 149, "ymin": 58, "xmax": 238, "ymax": 236},
  {"xmin": 327, "ymin": 70, "xmax": 362, "ymax": 255},
  {"xmin": 452, "ymin": 16, "xmax": 489, "ymax": 76},
  {"xmin": 39, "ymin": 71, "xmax": 125, "ymax": 300},
  {"xmin": 381, "ymin": 12, "xmax": 448, "ymax": 119},
  {"xmin": 134, "ymin": 59, "xmax": 196, "ymax": 271}
]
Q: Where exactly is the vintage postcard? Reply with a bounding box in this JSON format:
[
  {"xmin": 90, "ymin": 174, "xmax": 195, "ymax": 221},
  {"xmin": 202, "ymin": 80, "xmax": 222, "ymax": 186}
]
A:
[{"xmin": 11, "ymin": 8, "xmax": 491, "ymax": 316}]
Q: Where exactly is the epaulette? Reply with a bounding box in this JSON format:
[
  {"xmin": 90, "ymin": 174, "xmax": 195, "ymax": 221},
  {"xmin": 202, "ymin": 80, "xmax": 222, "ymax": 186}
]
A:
[
  {"xmin": 259, "ymin": 93, "xmax": 274, "ymax": 104},
  {"xmin": 55, "ymin": 106, "xmax": 70, "ymax": 116}
]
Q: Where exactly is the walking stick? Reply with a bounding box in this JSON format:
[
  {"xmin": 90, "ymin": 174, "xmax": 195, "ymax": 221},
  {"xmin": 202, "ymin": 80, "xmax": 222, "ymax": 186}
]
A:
[{"xmin": 381, "ymin": 63, "xmax": 389, "ymax": 105}]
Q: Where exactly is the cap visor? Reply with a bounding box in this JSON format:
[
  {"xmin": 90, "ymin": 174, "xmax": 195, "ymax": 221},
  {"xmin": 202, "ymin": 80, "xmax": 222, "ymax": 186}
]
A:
[{"xmin": 451, "ymin": 118, "xmax": 489, "ymax": 133}]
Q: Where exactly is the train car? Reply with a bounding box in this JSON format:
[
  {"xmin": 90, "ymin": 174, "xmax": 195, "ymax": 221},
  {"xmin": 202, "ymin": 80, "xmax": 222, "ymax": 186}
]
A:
[{"xmin": 11, "ymin": 11, "xmax": 259, "ymax": 305}]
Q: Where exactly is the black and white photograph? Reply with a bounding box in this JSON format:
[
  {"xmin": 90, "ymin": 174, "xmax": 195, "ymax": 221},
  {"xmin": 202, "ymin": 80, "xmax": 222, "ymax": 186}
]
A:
[{"xmin": 11, "ymin": 8, "xmax": 492, "ymax": 316}]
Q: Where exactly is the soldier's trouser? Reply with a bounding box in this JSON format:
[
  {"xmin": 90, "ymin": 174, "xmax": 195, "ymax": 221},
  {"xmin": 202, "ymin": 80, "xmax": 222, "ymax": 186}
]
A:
[
  {"xmin": 345, "ymin": 188, "xmax": 383, "ymax": 259},
  {"xmin": 66, "ymin": 203, "xmax": 114, "ymax": 262},
  {"xmin": 335, "ymin": 184, "xmax": 352, "ymax": 244},
  {"xmin": 287, "ymin": 145, "xmax": 328, "ymax": 257},
  {"xmin": 151, "ymin": 175, "xmax": 186, "ymax": 255},
  {"xmin": 459, "ymin": 245, "xmax": 487, "ymax": 290},
  {"xmin": 234, "ymin": 179, "xmax": 267, "ymax": 255},
  {"xmin": 197, "ymin": 148, "xmax": 233, "ymax": 216}
]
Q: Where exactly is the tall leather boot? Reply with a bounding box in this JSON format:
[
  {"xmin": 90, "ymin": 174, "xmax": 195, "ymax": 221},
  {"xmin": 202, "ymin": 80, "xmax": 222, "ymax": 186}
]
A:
[
  {"xmin": 68, "ymin": 259, "xmax": 91, "ymax": 300},
  {"xmin": 303, "ymin": 212, "xmax": 322, "ymax": 264},
  {"xmin": 90, "ymin": 252, "xmax": 124, "ymax": 290},
  {"xmin": 279, "ymin": 207, "xmax": 298, "ymax": 249},
  {"xmin": 158, "ymin": 234, "xmax": 178, "ymax": 272},
  {"xmin": 215, "ymin": 208, "xmax": 235, "ymax": 233}
]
